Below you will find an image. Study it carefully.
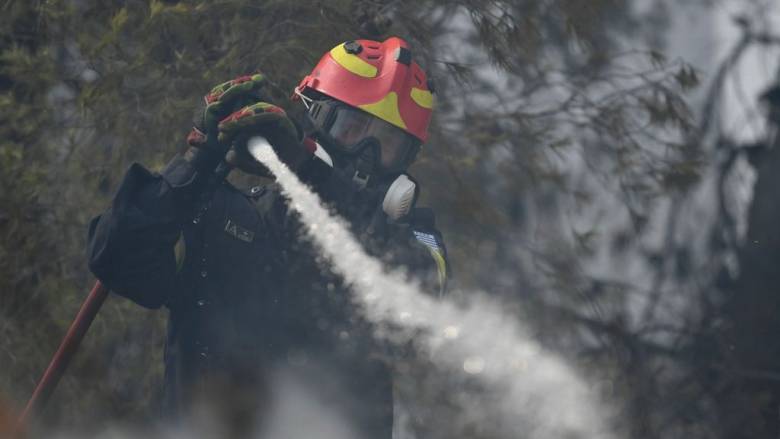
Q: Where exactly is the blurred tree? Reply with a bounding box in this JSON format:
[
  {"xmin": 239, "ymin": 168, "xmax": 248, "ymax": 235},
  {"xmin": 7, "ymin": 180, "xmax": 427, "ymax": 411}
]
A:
[{"xmin": 700, "ymin": 39, "xmax": 780, "ymax": 439}]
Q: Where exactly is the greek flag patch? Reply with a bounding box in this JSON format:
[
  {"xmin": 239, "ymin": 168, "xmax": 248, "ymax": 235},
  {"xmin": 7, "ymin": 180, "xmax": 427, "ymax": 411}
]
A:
[
  {"xmin": 413, "ymin": 231, "xmax": 441, "ymax": 251},
  {"xmin": 413, "ymin": 230, "xmax": 448, "ymax": 296}
]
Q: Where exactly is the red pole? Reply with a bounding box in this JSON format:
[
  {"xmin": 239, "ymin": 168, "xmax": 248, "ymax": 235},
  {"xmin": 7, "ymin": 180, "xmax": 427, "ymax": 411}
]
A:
[{"xmin": 15, "ymin": 280, "xmax": 109, "ymax": 434}]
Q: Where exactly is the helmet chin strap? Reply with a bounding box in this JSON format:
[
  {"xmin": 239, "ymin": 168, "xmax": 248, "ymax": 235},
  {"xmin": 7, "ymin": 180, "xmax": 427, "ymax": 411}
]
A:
[{"xmin": 308, "ymin": 138, "xmax": 417, "ymax": 221}]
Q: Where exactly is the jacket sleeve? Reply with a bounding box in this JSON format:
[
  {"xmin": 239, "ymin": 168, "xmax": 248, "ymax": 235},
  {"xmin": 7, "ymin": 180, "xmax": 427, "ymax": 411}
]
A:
[{"xmin": 87, "ymin": 153, "xmax": 215, "ymax": 309}]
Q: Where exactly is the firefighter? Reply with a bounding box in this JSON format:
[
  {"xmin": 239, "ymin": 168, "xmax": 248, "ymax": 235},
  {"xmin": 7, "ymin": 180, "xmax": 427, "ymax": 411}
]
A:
[{"xmin": 87, "ymin": 37, "xmax": 447, "ymax": 438}]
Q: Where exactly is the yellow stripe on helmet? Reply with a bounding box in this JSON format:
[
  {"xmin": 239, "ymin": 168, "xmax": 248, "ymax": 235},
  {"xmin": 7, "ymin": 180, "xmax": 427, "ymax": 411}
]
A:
[
  {"xmin": 410, "ymin": 87, "xmax": 434, "ymax": 109},
  {"xmin": 329, "ymin": 44, "xmax": 378, "ymax": 78},
  {"xmin": 359, "ymin": 92, "xmax": 407, "ymax": 130}
]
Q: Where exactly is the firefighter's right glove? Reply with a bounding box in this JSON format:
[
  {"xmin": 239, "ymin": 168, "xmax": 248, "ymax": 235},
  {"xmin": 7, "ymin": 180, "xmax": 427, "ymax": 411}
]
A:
[
  {"xmin": 186, "ymin": 73, "xmax": 267, "ymax": 172},
  {"xmin": 217, "ymin": 102, "xmax": 312, "ymax": 174}
]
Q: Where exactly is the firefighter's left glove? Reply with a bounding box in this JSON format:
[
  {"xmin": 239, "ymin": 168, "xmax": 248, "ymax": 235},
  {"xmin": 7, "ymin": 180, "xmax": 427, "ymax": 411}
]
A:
[
  {"xmin": 186, "ymin": 73, "xmax": 267, "ymax": 172},
  {"xmin": 218, "ymin": 102, "xmax": 312, "ymax": 174}
]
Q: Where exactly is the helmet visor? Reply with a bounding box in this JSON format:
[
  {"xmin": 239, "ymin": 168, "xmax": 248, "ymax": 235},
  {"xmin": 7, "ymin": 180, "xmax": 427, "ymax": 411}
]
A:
[{"xmin": 324, "ymin": 104, "xmax": 420, "ymax": 171}]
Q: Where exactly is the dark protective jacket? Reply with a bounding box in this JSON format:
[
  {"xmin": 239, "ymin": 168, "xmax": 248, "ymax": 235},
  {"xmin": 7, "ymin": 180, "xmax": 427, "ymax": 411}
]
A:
[{"xmin": 86, "ymin": 153, "xmax": 448, "ymax": 437}]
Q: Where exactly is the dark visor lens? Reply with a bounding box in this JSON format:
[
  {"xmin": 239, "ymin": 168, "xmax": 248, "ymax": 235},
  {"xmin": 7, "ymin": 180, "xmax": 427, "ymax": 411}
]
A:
[
  {"xmin": 326, "ymin": 105, "xmax": 419, "ymax": 170},
  {"xmin": 328, "ymin": 108, "xmax": 374, "ymax": 150}
]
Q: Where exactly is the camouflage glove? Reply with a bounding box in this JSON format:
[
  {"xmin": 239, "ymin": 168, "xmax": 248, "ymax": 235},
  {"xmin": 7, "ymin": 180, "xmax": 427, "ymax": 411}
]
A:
[
  {"xmin": 186, "ymin": 73, "xmax": 267, "ymax": 171},
  {"xmin": 218, "ymin": 102, "xmax": 312, "ymax": 173}
]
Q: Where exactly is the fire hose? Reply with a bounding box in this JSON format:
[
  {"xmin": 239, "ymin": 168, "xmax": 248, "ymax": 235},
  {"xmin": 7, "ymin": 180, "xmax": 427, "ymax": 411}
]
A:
[{"xmin": 14, "ymin": 281, "xmax": 109, "ymax": 434}]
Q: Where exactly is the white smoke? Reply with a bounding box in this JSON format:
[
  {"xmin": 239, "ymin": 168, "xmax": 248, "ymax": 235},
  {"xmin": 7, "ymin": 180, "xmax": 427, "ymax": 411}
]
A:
[
  {"xmin": 249, "ymin": 138, "xmax": 616, "ymax": 439},
  {"xmin": 258, "ymin": 367, "xmax": 360, "ymax": 439}
]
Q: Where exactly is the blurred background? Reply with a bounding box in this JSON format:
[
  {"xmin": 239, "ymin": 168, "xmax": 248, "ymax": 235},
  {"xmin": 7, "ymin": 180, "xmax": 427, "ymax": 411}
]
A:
[{"xmin": 2, "ymin": 0, "xmax": 780, "ymax": 437}]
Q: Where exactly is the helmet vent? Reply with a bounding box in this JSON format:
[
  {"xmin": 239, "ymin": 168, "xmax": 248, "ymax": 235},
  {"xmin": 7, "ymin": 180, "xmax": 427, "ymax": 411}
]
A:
[
  {"xmin": 394, "ymin": 47, "xmax": 412, "ymax": 65},
  {"xmin": 367, "ymin": 55, "xmax": 381, "ymax": 60},
  {"xmin": 343, "ymin": 41, "xmax": 363, "ymax": 54}
]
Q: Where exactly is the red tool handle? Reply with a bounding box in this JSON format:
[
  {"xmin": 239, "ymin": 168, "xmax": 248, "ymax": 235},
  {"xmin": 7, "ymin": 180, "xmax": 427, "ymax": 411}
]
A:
[{"xmin": 15, "ymin": 280, "xmax": 109, "ymax": 433}]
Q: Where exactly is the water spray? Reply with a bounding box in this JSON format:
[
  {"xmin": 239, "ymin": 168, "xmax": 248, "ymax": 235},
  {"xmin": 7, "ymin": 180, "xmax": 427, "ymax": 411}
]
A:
[{"xmin": 248, "ymin": 137, "xmax": 615, "ymax": 439}]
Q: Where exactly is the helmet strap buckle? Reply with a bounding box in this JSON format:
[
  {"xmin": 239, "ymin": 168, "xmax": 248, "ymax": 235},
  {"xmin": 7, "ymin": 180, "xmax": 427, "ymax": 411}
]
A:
[
  {"xmin": 352, "ymin": 170, "xmax": 370, "ymax": 188},
  {"xmin": 350, "ymin": 139, "xmax": 380, "ymax": 189}
]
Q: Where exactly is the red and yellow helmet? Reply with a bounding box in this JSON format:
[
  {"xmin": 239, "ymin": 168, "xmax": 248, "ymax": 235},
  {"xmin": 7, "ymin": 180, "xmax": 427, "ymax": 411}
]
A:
[{"xmin": 296, "ymin": 37, "xmax": 434, "ymax": 143}]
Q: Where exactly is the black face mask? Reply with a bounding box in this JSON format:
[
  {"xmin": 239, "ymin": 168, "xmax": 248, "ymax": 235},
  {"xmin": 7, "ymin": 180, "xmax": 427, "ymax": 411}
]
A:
[
  {"xmin": 331, "ymin": 137, "xmax": 382, "ymax": 189},
  {"xmin": 296, "ymin": 134, "xmax": 420, "ymax": 233}
]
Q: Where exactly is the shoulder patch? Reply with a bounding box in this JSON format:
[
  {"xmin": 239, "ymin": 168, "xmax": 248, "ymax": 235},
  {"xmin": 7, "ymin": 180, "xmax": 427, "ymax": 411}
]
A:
[
  {"xmin": 413, "ymin": 230, "xmax": 448, "ymax": 297},
  {"xmin": 413, "ymin": 230, "xmax": 441, "ymax": 251}
]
